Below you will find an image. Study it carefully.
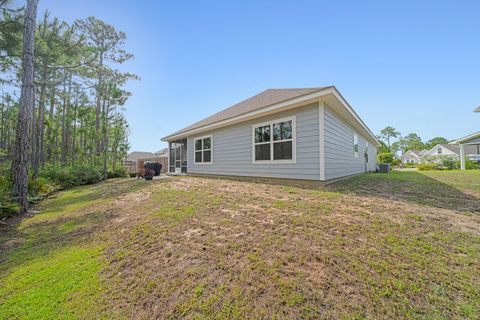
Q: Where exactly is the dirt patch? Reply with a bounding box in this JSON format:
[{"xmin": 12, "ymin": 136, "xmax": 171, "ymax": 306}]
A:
[
  {"xmin": 95, "ymin": 176, "xmax": 480, "ymax": 319},
  {"xmin": 2, "ymin": 175, "xmax": 479, "ymax": 319}
]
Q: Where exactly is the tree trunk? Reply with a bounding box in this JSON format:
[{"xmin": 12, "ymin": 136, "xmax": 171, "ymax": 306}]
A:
[
  {"xmin": 72, "ymin": 90, "xmax": 78, "ymax": 163},
  {"xmin": 0, "ymin": 91, "xmax": 5, "ymax": 155},
  {"xmin": 12, "ymin": 0, "xmax": 38, "ymax": 213},
  {"xmin": 95, "ymin": 53, "xmax": 103, "ymax": 156},
  {"xmin": 46, "ymin": 80, "xmax": 55, "ymax": 164},
  {"xmin": 32, "ymin": 63, "xmax": 47, "ymax": 178},
  {"xmin": 102, "ymin": 100, "xmax": 109, "ymax": 179},
  {"xmin": 60, "ymin": 72, "xmax": 71, "ymax": 166}
]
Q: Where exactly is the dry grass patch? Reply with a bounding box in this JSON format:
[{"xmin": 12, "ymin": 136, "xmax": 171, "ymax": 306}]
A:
[{"xmin": 1, "ymin": 172, "xmax": 479, "ymax": 319}]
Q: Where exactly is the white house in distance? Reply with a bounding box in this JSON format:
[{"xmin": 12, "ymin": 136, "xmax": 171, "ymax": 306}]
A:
[
  {"xmin": 402, "ymin": 143, "xmax": 480, "ymax": 167},
  {"xmin": 401, "ymin": 149, "xmax": 428, "ymax": 164},
  {"xmin": 450, "ymin": 131, "xmax": 480, "ymax": 170},
  {"xmin": 162, "ymin": 86, "xmax": 379, "ymax": 183}
]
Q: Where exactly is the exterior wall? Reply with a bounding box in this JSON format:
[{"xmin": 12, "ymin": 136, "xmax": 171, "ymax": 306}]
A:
[
  {"xmin": 401, "ymin": 152, "xmax": 420, "ymax": 164},
  {"xmin": 323, "ymin": 105, "xmax": 377, "ymax": 180},
  {"xmin": 187, "ymin": 103, "xmax": 321, "ymax": 180},
  {"xmin": 423, "ymin": 145, "xmax": 457, "ymax": 157}
]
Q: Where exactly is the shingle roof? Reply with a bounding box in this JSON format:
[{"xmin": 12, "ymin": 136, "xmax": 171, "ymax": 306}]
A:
[
  {"xmin": 409, "ymin": 149, "xmax": 423, "ymax": 155},
  {"xmin": 166, "ymin": 87, "xmax": 332, "ymax": 138},
  {"xmin": 126, "ymin": 151, "xmax": 156, "ymax": 161}
]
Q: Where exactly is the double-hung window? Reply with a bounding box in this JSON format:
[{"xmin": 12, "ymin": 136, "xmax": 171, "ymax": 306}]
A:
[
  {"xmin": 253, "ymin": 117, "xmax": 295, "ymax": 163},
  {"xmin": 194, "ymin": 136, "xmax": 212, "ymax": 164},
  {"xmin": 353, "ymin": 132, "xmax": 359, "ymax": 158}
]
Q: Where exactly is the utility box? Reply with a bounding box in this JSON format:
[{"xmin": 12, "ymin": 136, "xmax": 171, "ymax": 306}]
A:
[{"xmin": 378, "ymin": 163, "xmax": 390, "ymax": 173}]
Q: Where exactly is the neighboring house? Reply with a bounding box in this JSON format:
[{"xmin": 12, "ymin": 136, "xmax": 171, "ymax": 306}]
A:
[
  {"xmin": 162, "ymin": 86, "xmax": 379, "ymax": 182},
  {"xmin": 450, "ymin": 131, "xmax": 480, "ymax": 169},
  {"xmin": 126, "ymin": 151, "xmax": 157, "ymax": 162},
  {"xmin": 156, "ymin": 148, "xmax": 169, "ymax": 157},
  {"xmin": 421, "ymin": 143, "xmax": 480, "ymax": 163},
  {"xmin": 401, "ymin": 149, "xmax": 427, "ymax": 164}
]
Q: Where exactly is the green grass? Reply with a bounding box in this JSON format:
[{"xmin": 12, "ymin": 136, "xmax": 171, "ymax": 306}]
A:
[
  {"xmin": 0, "ymin": 179, "xmax": 151, "ymax": 320},
  {"xmin": 0, "ymin": 172, "xmax": 479, "ymax": 319},
  {"xmin": 332, "ymin": 170, "xmax": 480, "ymax": 212},
  {"xmin": 0, "ymin": 246, "xmax": 103, "ymax": 319}
]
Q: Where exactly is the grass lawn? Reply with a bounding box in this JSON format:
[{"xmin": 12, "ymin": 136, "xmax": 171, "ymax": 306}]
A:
[{"xmin": 1, "ymin": 171, "xmax": 479, "ymax": 319}]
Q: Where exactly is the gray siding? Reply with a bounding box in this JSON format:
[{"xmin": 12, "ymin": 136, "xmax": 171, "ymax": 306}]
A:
[
  {"xmin": 187, "ymin": 103, "xmax": 320, "ymax": 180},
  {"xmin": 324, "ymin": 105, "xmax": 377, "ymax": 180}
]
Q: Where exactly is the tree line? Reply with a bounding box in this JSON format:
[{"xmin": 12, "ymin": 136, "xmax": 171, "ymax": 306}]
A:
[
  {"xmin": 1, "ymin": 0, "xmax": 137, "ymax": 213},
  {"xmin": 376, "ymin": 126, "xmax": 448, "ymax": 155}
]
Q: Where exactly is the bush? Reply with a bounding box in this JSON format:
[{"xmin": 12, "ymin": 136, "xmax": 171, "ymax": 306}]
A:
[
  {"xmin": 72, "ymin": 166, "xmax": 103, "ymax": 186},
  {"xmin": 41, "ymin": 165, "xmax": 104, "ymax": 189},
  {"xmin": 404, "ymin": 162, "xmax": 416, "ymax": 168},
  {"xmin": 107, "ymin": 167, "xmax": 128, "ymax": 179},
  {"xmin": 440, "ymin": 159, "xmax": 460, "ymax": 170},
  {"xmin": 0, "ymin": 175, "xmax": 17, "ymax": 219},
  {"xmin": 377, "ymin": 152, "xmax": 395, "ymax": 164},
  {"xmin": 417, "ymin": 163, "xmax": 441, "ymax": 171},
  {"xmin": 0, "ymin": 201, "xmax": 19, "ymax": 219},
  {"xmin": 28, "ymin": 177, "xmax": 60, "ymax": 197},
  {"xmin": 465, "ymin": 160, "xmax": 480, "ymax": 170}
]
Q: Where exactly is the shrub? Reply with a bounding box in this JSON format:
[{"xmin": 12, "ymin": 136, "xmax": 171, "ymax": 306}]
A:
[
  {"xmin": 465, "ymin": 160, "xmax": 480, "ymax": 170},
  {"xmin": 0, "ymin": 201, "xmax": 19, "ymax": 219},
  {"xmin": 417, "ymin": 163, "xmax": 441, "ymax": 171},
  {"xmin": 107, "ymin": 167, "xmax": 128, "ymax": 179},
  {"xmin": 404, "ymin": 162, "xmax": 416, "ymax": 168},
  {"xmin": 391, "ymin": 158, "xmax": 402, "ymax": 166},
  {"xmin": 377, "ymin": 152, "xmax": 395, "ymax": 164},
  {"xmin": 440, "ymin": 159, "xmax": 460, "ymax": 170},
  {"xmin": 40, "ymin": 165, "xmax": 104, "ymax": 189},
  {"xmin": 28, "ymin": 177, "xmax": 60, "ymax": 197},
  {"xmin": 71, "ymin": 166, "xmax": 103, "ymax": 186}
]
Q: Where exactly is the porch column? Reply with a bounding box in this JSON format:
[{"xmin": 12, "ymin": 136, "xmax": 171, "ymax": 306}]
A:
[{"xmin": 460, "ymin": 144, "xmax": 465, "ymax": 170}]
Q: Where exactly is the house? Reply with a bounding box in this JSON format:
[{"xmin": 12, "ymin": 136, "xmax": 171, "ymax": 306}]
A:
[
  {"xmin": 422, "ymin": 144, "xmax": 480, "ymax": 162},
  {"xmin": 161, "ymin": 86, "xmax": 379, "ymax": 183},
  {"xmin": 126, "ymin": 151, "xmax": 157, "ymax": 162},
  {"xmin": 156, "ymin": 148, "xmax": 169, "ymax": 157},
  {"xmin": 401, "ymin": 149, "xmax": 428, "ymax": 164},
  {"xmin": 450, "ymin": 132, "xmax": 480, "ymax": 169}
]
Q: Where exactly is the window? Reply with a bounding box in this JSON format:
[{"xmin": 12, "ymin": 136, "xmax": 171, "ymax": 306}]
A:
[
  {"xmin": 253, "ymin": 117, "xmax": 295, "ymax": 163},
  {"xmin": 437, "ymin": 147, "xmax": 442, "ymax": 154},
  {"xmin": 194, "ymin": 136, "xmax": 212, "ymax": 164},
  {"xmin": 353, "ymin": 132, "xmax": 359, "ymax": 158}
]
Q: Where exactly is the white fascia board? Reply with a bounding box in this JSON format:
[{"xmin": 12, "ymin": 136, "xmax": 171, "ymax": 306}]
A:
[
  {"xmin": 162, "ymin": 87, "xmax": 379, "ymax": 146},
  {"xmin": 450, "ymin": 131, "xmax": 480, "ymax": 144}
]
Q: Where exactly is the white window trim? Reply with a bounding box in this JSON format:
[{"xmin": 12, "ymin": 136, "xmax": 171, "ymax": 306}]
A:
[
  {"xmin": 251, "ymin": 116, "xmax": 296, "ymax": 164},
  {"xmin": 353, "ymin": 132, "xmax": 359, "ymax": 158},
  {"xmin": 194, "ymin": 135, "xmax": 213, "ymax": 165}
]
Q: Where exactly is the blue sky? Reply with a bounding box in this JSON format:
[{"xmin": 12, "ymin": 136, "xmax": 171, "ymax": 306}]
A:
[{"xmin": 36, "ymin": 0, "xmax": 480, "ymax": 152}]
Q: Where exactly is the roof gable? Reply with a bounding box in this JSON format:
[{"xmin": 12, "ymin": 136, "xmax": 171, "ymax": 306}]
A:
[
  {"xmin": 166, "ymin": 88, "xmax": 329, "ymax": 138},
  {"xmin": 418, "ymin": 149, "xmax": 428, "ymax": 156},
  {"xmin": 162, "ymin": 86, "xmax": 379, "ymax": 146},
  {"xmin": 402, "ymin": 150, "xmax": 421, "ymax": 159}
]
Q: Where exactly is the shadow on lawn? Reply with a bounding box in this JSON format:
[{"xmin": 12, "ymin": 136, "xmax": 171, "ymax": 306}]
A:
[{"xmin": 330, "ymin": 171, "xmax": 480, "ymax": 213}]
